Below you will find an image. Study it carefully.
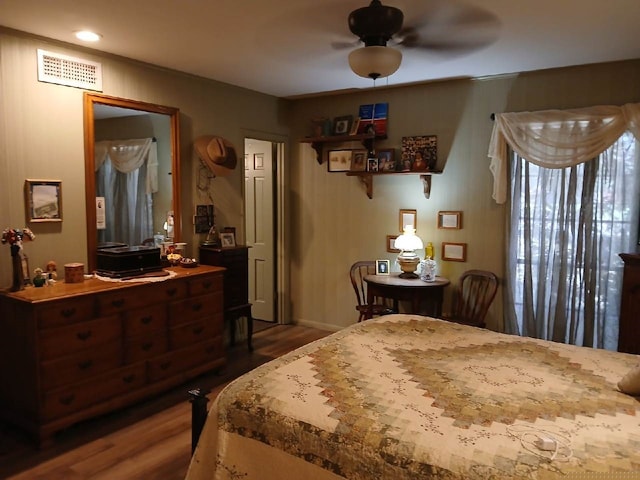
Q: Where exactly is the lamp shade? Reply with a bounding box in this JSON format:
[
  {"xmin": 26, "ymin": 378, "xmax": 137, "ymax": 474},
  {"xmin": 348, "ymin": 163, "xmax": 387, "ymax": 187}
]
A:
[
  {"xmin": 348, "ymin": 45, "xmax": 402, "ymax": 80},
  {"xmin": 394, "ymin": 226, "xmax": 423, "ymax": 251}
]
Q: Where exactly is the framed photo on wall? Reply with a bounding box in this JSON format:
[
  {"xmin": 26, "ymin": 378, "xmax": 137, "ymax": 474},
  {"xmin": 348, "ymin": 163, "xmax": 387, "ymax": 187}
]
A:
[
  {"xmin": 350, "ymin": 149, "xmax": 367, "ymax": 172},
  {"xmin": 442, "ymin": 242, "xmax": 467, "ymax": 262},
  {"xmin": 333, "ymin": 115, "xmax": 353, "ymax": 135},
  {"xmin": 399, "ymin": 209, "xmax": 417, "ymax": 232},
  {"xmin": 386, "ymin": 235, "xmax": 400, "ymax": 253},
  {"xmin": 24, "ymin": 179, "xmax": 62, "ymax": 222},
  {"xmin": 437, "ymin": 211, "xmax": 462, "ymax": 229}
]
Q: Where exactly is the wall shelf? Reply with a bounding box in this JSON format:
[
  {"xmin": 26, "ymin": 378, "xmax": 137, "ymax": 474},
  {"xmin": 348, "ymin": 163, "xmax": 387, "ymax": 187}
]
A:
[
  {"xmin": 346, "ymin": 171, "xmax": 442, "ymax": 199},
  {"xmin": 300, "ymin": 133, "xmax": 378, "ymax": 164}
]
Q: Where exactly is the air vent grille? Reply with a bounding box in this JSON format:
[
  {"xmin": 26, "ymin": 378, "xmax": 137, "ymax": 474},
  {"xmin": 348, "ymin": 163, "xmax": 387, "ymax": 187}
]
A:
[{"xmin": 37, "ymin": 49, "xmax": 103, "ymax": 91}]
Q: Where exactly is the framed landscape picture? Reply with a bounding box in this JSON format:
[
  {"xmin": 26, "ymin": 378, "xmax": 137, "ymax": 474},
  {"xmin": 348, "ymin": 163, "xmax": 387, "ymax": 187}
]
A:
[
  {"xmin": 328, "ymin": 149, "xmax": 352, "ymax": 172},
  {"xmin": 24, "ymin": 179, "xmax": 62, "ymax": 222}
]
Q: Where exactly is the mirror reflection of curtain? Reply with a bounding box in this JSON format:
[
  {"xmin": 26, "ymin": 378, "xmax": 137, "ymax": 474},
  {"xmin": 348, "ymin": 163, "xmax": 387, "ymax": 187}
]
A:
[{"xmin": 95, "ymin": 138, "xmax": 158, "ymax": 246}]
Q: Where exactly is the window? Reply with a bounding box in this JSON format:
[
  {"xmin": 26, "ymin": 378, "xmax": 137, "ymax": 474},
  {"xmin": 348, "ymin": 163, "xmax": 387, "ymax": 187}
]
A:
[{"xmin": 507, "ymin": 132, "xmax": 639, "ymax": 350}]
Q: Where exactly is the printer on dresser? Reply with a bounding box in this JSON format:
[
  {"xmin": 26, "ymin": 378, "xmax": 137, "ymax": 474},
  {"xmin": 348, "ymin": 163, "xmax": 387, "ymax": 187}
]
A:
[
  {"xmin": 0, "ymin": 265, "xmax": 225, "ymax": 447},
  {"xmin": 199, "ymin": 245, "xmax": 253, "ymax": 351}
]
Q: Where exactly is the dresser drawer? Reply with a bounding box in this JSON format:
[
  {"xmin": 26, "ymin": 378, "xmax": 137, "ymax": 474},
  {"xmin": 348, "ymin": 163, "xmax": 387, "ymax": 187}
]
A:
[
  {"xmin": 123, "ymin": 303, "xmax": 168, "ymax": 338},
  {"xmin": 188, "ymin": 274, "xmax": 223, "ymax": 297},
  {"xmin": 168, "ymin": 292, "xmax": 223, "ymax": 327},
  {"xmin": 169, "ymin": 313, "xmax": 224, "ymax": 349},
  {"xmin": 37, "ymin": 297, "xmax": 95, "ymax": 329},
  {"xmin": 98, "ymin": 281, "xmax": 187, "ymax": 316},
  {"xmin": 39, "ymin": 315, "xmax": 122, "ymax": 360},
  {"xmin": 42, "ymin": 363, "xmax": 146, "ymax": 420},
  {"xmin": 125, "ymin": 331, "xmax": 169, "ymax": 363},
  {"xmin": 40, "ymin": 341, "xmax": 122, "ymax": 391},
  {"xmin": 147, "ymin": 338, "xmax": 224, "ymax": 382}
]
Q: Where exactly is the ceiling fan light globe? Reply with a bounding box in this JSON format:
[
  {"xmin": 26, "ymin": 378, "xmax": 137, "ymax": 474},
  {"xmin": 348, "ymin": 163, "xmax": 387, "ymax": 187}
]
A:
[{"xmin": 348, "ymin": 46, "xmax": 402, "ymax": 79}]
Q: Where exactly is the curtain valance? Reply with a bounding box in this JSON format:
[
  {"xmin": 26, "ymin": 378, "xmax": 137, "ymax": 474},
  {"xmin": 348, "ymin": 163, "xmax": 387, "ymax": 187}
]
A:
[
  {"xmin": 488, "ymin": 103, "xmax": 640, "ymax": 204},
  {"xmin": 94, "ymin": 138, "xmax": 158, "ymax": 194}
]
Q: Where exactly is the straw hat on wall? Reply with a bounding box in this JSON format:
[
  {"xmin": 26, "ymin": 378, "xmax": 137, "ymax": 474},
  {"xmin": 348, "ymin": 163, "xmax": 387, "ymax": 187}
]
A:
[{"xmin": 194, "ymin": 135, "xmax": 238, "ymax": 176}]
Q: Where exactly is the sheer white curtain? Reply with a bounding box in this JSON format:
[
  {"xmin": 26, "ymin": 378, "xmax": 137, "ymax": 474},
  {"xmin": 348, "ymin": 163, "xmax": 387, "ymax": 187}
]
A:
[
  {"xmin": 95, "ymin": 138, "xmax": 158, "ymax": 246},
  {"xmin": 489, "ymin": 105, "xmax": 640, "ymax": 349}
]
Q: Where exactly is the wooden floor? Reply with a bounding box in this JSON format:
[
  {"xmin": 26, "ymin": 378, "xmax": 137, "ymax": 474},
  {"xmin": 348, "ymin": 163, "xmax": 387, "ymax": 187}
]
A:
[{"xmin": 0, "ymin": 322, "xmax": 331, "ymax": 480}]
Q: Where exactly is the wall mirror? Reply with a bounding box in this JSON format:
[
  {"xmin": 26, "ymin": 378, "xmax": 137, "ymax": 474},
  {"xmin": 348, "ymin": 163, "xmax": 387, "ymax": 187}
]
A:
[{"xmin": 83, "ymin": 93, "xmax": 181, "ymax": 272}]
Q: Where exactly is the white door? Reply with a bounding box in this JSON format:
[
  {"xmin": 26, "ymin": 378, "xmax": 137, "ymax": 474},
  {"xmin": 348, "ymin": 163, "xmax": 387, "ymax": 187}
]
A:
[{"xmin": 244, "ymin": 138, "xmax": 275, "ymax": 322}]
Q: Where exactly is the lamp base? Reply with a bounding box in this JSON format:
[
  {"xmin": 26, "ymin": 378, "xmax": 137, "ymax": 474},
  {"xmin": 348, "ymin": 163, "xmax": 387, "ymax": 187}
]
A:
[{"xmin": 398, "ymin": 272, "xmax": 419, "ymax": 279}]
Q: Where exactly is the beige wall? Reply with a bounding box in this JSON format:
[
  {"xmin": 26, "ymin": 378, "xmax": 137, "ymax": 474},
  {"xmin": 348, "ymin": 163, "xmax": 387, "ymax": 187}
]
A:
[
  {"xmin": 1, "ymin": 27, "xmax": 639, "ymax": 332},
  {"xmin": 288, "ymin": 60, "xmax": 640, "ymax": 331},
  {"xmin": 0, "ymin": 29, "xmax": 288, "ymax": 289}
]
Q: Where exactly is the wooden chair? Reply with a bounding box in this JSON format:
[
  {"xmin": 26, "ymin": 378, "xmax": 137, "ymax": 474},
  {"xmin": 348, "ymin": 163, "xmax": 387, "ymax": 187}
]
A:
[
  {"xmin": 444, "ymin": 270, "xmax": 498, "ymax": 328},
  {"xmin": 350, "ymin": 261, "xmax": 396, "ymax": 322}
]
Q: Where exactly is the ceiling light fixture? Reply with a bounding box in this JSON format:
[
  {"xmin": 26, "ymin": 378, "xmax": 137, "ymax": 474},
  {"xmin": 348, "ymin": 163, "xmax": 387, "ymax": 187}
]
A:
[
  {"xmin": 348, "ymin": 45, "xmax": 402, "ymax": 80},
  {"xmin": 347, "ymin": 0, "xmax": 404, "ymax": 80},
  {"xmin": 74, "ymin": 30, "xmax": 101, "ymax": 42}
]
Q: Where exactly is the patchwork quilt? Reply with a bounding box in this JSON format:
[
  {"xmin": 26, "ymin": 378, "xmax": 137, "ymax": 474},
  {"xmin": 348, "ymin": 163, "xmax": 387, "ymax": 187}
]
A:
[{"xmin": 186, "ymin": 314, "xmax": 640, "ymax": 480}]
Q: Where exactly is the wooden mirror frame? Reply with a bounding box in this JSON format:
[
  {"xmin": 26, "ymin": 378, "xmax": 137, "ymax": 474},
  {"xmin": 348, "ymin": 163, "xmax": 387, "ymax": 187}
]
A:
[{"xmin": 83, "ymin": 92, "xmax": 181, "ymax": 272}]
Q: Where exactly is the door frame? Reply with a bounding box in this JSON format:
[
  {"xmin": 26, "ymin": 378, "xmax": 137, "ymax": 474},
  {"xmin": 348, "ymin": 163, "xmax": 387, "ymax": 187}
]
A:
[{"xmin": 242, "ymin": 130, "xmax": 289, "ymax": 325}]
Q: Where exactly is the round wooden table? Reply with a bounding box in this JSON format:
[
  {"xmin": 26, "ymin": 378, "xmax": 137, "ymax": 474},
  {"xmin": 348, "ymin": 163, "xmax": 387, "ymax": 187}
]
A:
[{"xmin": 364, "ymin": 273, "xmax": 450, "ymax": 320}]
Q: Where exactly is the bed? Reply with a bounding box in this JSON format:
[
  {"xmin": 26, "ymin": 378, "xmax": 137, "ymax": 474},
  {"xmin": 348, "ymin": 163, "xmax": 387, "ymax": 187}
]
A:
[{"xmin": 186, "ymin": 314, "xmax": 640, "ymax": 479}]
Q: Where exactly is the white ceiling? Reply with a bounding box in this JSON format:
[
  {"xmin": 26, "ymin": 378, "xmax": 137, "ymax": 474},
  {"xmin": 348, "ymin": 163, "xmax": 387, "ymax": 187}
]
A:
[{"xmin": 1, "ymin": 0, "xmax": 639, "ymax": 99}]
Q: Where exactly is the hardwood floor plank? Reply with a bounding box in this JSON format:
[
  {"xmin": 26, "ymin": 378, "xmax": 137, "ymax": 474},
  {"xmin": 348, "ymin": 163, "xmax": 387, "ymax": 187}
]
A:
[{"xmin": 0, "ymin": 323, "xmax": 330, "ymax": 480}]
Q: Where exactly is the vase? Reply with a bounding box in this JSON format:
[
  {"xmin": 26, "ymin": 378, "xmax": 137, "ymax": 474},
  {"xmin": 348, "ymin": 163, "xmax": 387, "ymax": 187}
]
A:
[{"xmin": 10, "ymin": 245, "xmax": 24, "ymax": 291}]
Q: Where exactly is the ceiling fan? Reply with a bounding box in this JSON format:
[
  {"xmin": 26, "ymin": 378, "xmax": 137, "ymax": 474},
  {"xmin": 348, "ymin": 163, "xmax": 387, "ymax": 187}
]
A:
[{"xmin": 340, "ymin": 0, "xmax": 500, "ymax": 80}]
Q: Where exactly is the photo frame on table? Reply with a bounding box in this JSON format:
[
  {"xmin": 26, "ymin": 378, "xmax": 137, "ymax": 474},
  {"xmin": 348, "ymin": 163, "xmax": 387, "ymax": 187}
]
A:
[
  {"xmin": 24, "ymin": 179, "xmax": 62, "ymax": 222},
  {"xmin": 328, "ymin": 149, "xmax": 352, "ymax": 172},
  {"xmin": 375, "ymin": 259, "xmax": 390, "ymax": 275},
  {"xmin": 437, "ymin": 211, "xmax": 462, "ymax": 229},
  {"xmin": 333, "ymin": 115, "xmax": 353, "ymax": 135},
  {"xmin": 386, "ymin": 235, "xmax": 400, "ymax": 253},
  {"xmin": 442, "ymin": 242, "xmax": 467, "ymax": 262},
  {"xmin": 220, "ymin": 232, "xmax": 236, "ymax": 248},
  {"xmin": 350, "ymin": 149, "xmax": 367, "ymax": 172},
  {"xmin": 399, "ymin": 209, "xmax": 417, "ymax": 232}
]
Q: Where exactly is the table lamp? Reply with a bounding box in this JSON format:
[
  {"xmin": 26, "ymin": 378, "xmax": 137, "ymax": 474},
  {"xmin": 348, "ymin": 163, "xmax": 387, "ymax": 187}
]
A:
[{"xmin": 395, "ymin": 225, "xmax": 423, "ymax": 278}]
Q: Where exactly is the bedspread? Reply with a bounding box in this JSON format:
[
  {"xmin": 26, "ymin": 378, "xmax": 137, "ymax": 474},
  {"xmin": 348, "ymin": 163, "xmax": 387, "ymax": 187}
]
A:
[{"xmin": 186, "ymin": 314, "xmax": 640, "ymax": 480}]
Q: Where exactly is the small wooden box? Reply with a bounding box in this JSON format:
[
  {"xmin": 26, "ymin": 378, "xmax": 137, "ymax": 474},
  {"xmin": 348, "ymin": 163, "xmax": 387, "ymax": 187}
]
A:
[{"xmin": 64, "ymin": 263, "xmax": 85, "ymax": 283}]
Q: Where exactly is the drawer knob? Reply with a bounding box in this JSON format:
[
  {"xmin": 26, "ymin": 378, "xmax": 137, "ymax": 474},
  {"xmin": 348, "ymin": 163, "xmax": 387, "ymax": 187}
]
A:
[
  {"xmin": 122, "ymin": 374, "xmax": 136, "ymax": 383},
  {"xmin": 191, "ymin": 303, "xmax": 203, "ymax": 312},
  {"xmin": 77, "ymin": 330, "xmax": 92, "ymax": 341},
  {"xmin": 112, "ymin": 299, "xmax": 125, "ymax": 308},
  {"xmin": 140, "ymin": 316, "xmax": 152, "ymax": 325},
  {"xmin": 78, "ymin": 359, "xmax": 93, "ymax": 370},
  {"xmin": 61, "ymin": 307, "xmax": 76, "ymax": 318},
  {"xmin": 166, "ymin": 287, "xmax": 178, "ymax": 297},
  {"xmin": 160, "ymin": 361, "xmax": 171, "ymax": 371},
  {"xmin": 59, "ymin": 394, "xmax": 75, "ymax": 406},
  {"xmin": 142, "ymin": 342, "xmax": 153, "ymax": 351},
  {"xmin": 202, "ymin": 281, "xmax": 212, "ymax": 289},
  {"xmin": 192, "ymin": 326, "xmax": 204, "ymax": 335}
]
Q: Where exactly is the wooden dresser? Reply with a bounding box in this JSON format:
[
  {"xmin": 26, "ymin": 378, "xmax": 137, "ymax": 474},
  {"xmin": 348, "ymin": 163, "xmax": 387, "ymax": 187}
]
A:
[
  {"xmin": 199, "ymin": 245, "xmax": 253, "ymax": 351},
  {"xmin": 0, "ymin": 265, "xmax": 225, "ymax": 446},
  {"xmin": 619, "ymin": 253, "xmax": 640, "ymax": 354}
]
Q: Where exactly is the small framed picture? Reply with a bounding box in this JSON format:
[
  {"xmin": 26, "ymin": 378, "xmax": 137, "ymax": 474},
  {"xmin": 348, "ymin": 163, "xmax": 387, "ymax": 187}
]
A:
[
  {"xmin": 349, "ymin": 118, "xmax": 361, "ymax": 135},
  {"xmin": 220, "ymin": 232, "xmax": 236, "ymax": 248},
  {"xmin": 328, "ymin": 149, "xmax": 352, "ymax": 172},
  {"xmin": 367, "ymin": 157, "xmax": 379, "ymax": 172},
  {"xmin": 24, "ymin": 179, "xmax": 62, "ymax": 222},
  {"xmin": 333, "ymin": 115, "xmax": 353, "ymax": 135},
  {"xmin": 375, "ymin": 259, "xmax": 390, "ymax": 275},
  {"xmin": 194, "ymin": 215, "xmax": 211, "ymax": 234},
  {"xmin": 386, "ymin": 235, "xmax": 400, "ymax": 253},
  {"xmin": 399, "ymin": 209, "xmax": 417, "ymax": 232},
  {"xmin": 377, "ymin": 149, "xmax": 396, "ymax": 172},
  {"xmin": 437, "ymin": 211, "xmax": 462, "ymax": 229},
  {"xmin": 350, "ymin": 149, "xmax": 368, "ymax": 172},
  {"xmin": 442, "ymin": 242, "xmax": 467, "ymax": 262}
]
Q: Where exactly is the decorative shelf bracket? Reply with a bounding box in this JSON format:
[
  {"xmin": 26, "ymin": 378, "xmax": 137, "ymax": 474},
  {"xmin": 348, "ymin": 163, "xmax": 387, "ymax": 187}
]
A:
[
  {"xmin": 358, "ymin": 174, "xmax": 373, "ymax": 199},
  {"xmin": 420, "ymin": 175, "xmax": 432, "ymax": 199}
]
